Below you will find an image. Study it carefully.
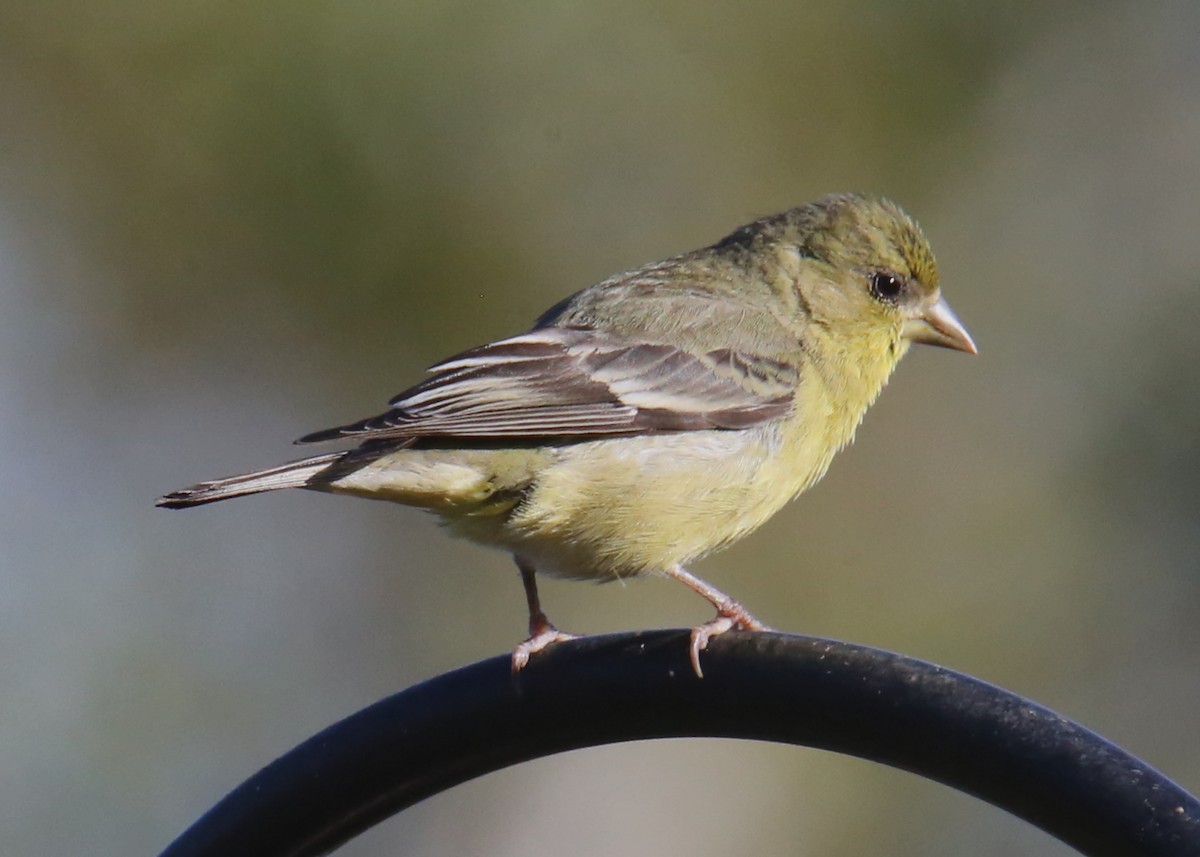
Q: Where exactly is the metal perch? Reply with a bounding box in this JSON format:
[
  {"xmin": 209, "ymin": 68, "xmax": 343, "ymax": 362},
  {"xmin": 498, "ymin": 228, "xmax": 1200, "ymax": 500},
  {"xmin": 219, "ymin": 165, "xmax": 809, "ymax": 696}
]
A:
[{"xmin": 157, "ymin": 630, "xmax": 1200, "ymax": 857}]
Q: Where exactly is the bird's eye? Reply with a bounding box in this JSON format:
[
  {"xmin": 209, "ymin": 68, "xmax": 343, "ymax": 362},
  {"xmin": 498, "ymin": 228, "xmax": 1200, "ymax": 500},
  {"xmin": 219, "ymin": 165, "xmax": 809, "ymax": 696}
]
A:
[{"xmin": 869, "ymin": 271, "xmax": 906, "ymax": 303}]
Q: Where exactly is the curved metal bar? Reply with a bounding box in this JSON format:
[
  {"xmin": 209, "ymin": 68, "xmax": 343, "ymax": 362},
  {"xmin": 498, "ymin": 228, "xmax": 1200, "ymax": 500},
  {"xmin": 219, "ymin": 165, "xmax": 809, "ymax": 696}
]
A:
[{"xmin": 158, "ymin": 631, "xmax": 1200, "ymax": 857}]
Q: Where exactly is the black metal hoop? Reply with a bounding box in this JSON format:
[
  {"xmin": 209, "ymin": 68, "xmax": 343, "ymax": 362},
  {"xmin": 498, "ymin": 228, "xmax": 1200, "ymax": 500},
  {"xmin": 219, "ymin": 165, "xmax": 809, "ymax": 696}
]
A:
[{"xmin": 158, "ymin": 630, "xmax": 1200, "ymax": 857}]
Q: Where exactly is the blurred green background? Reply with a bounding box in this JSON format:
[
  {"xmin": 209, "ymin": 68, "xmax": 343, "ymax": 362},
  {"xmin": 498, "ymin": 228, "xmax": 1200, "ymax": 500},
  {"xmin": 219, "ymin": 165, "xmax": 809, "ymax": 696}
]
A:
[{"xmin": 2, "ymin": 1, "xmax": 1198, "ymax": 855}]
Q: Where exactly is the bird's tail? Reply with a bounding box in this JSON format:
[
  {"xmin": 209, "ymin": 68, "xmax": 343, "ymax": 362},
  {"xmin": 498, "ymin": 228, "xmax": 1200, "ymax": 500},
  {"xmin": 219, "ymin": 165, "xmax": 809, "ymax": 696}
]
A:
[{"xmin": 156, "ymin": 452, "xmax": 344, "ymax": 509}]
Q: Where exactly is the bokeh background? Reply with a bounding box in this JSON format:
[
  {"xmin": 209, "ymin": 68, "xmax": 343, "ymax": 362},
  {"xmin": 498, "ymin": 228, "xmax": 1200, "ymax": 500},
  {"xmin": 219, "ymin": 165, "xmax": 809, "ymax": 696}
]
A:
[{"xmin": 2, "ymin": 1, "xmax": 1198, "ymax": 855}]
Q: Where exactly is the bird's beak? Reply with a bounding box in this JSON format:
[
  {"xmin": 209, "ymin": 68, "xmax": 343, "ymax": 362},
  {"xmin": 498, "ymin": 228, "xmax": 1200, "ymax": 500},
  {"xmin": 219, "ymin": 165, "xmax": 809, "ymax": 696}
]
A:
[{"xmin": 903, "ymin": 295, "xmax": 977, "ymax": 354}]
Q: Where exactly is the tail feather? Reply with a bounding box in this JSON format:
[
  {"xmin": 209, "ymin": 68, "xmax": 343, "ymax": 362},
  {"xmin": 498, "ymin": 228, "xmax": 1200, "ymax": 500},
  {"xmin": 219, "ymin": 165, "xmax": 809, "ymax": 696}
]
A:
[{"xmin": 157, "ymin": 452, "xmax": 343, "ymax": 509}]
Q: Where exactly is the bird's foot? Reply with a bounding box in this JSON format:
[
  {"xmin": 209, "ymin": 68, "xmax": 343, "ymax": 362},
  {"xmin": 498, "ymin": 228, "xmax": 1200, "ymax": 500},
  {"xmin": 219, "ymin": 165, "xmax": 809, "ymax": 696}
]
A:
[
  {"xmin": 688, "ymin": 602, "xmax": 772, "ymax": 678},
  {"xmin": 511, "ymin": 619, "xmax": 578, "ymax": 672}
]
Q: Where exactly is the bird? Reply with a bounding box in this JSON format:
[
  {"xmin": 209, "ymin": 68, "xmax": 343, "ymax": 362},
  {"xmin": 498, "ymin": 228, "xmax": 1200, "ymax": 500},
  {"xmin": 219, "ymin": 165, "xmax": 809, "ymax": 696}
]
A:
[{"xmin": 158, "ymin": 192, "xmax": 975, "ymax": 677}]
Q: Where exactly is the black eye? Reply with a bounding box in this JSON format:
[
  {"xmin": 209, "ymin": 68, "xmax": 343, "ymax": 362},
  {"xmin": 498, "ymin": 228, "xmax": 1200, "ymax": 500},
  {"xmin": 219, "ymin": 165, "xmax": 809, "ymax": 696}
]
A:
[{"xmin": 869, "ymin": 271, "xmax": 905, "ymax": 303}]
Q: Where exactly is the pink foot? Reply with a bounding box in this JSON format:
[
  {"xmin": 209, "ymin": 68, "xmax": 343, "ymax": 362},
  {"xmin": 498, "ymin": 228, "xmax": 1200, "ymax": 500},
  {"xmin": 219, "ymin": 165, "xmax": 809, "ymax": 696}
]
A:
[
  {"xmin": 511, "ymin": 624, "xmax": 578, "ymax": 672},
  {"xmin": 688, "ymin": 604, "xmax": 771, "ymax": 678}
]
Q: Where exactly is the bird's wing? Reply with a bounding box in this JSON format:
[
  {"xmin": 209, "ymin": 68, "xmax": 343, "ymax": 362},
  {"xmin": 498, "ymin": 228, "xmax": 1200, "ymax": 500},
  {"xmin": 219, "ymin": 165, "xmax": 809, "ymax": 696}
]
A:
[{"xmin": 296, "ymin": 326, "xmax": 797, "ymax": 444}]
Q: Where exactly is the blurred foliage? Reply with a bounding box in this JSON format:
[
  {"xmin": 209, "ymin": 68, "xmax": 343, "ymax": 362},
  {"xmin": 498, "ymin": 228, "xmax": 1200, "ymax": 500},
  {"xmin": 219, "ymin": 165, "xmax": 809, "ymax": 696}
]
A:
[
  {"xmin": 1, "ymin": 0, "xmax": 1039, "ymax": 359},
  {"xmin": 1, "ymin": 1, "xmax": 1197, "ymax": 856}
]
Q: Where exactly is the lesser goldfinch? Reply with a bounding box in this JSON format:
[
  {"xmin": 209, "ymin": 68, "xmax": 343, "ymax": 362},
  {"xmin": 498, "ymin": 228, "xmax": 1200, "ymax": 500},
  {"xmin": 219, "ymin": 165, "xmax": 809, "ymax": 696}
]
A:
[{"xmin": 158, "ymin": 193, "xmax": 975, "ymax": 676}]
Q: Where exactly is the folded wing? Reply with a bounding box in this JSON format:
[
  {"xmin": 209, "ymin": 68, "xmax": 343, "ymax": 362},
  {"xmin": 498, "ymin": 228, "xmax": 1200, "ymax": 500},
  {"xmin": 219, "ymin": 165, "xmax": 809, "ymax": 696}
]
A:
[{"xmin": 297, "ymin": 326, "xmax": 797, "ymax": 444}]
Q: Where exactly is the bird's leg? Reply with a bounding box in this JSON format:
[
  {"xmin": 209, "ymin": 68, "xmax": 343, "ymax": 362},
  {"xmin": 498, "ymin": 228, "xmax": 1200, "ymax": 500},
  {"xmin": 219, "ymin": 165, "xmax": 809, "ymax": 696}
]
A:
[
  {"xmin": 663, "ymin": 564, "xmax": 772, "ymax": 678},
  {"xmin": 510, "ymin": 557, "xmax": 577, "ymax": 672}
]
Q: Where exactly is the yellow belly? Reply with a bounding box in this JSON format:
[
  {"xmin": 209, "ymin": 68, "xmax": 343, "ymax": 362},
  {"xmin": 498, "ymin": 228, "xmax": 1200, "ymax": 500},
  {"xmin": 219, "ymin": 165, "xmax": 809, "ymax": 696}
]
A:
[{"xmin": 323, "ymin": 345, "xmax": 892, "ymax": 581}]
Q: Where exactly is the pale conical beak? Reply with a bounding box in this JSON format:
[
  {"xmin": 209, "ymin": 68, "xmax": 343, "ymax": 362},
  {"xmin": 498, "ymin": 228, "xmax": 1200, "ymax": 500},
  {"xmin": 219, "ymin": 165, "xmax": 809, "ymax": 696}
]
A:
[{"xmin": 903, "ymin": 295, "xmax": 977, "ymax": 354}]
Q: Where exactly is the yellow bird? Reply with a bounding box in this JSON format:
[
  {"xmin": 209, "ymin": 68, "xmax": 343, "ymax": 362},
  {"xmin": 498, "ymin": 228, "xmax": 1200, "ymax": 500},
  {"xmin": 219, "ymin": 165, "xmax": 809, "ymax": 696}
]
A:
[{"xmin": 158, "ymin": 193, "xmax": 975, "ymax": 676}]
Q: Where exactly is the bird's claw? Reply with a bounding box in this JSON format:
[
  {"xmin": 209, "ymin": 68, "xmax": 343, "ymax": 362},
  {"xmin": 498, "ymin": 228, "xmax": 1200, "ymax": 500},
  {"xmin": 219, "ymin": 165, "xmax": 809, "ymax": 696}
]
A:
[
  {"xmin": 688, "ymin": 604, "xmax": 771, "ymax": 678},
  {"xmin": 511, "ymin": 624, "xmax": 578, "ymax": 672}
]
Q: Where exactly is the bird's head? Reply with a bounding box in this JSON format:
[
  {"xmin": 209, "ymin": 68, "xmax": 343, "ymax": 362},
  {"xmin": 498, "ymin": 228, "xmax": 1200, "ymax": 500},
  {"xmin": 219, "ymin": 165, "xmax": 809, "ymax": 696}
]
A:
[{"xmin": 760, "ymin": 193, "xmax": 977, "ymax": 358}]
